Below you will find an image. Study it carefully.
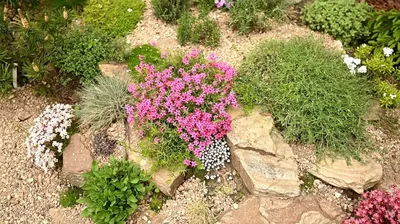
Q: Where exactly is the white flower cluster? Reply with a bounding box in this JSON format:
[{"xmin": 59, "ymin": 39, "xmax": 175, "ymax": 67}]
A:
[
  {"xmin": 200, "ymin": 138, "xmax": 231, "ymax": 180},
  {"xmin": 383, "ymin": 47, "xmax": 394, "ymax": 57},
  {"xmin": 342, "ymin": 54, "xmax": 367, "ymax": 74},
  {"xmin": 26, "ymin": 104, "xmax": 73, "ymax": 173},
  {"xmin": 383, "ymin": 93, "xmax": 397, "ymax": 99}
]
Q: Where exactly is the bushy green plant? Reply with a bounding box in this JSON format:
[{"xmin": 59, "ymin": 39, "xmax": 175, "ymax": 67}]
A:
[
  {"xmin": 127, "ymin": 44, "xmax": 161, "ymax": 78},
  {"xmin": 375, "ymin": 79, "xmax": 400, "ymax": 108},
  {"xmin": 77, "ymin": 76, "xmax": 130, "ymax": 132},
  {"xmin": 0, "ymin": 63, "xmax": 12, "ymax": 95},
  {"xmin": 355, "ymin": 44, "xmax": 398, "ymax": 78},
  {"xmin": 229, "ymin": 0, "xmax": 286, "ymax": 35},
  {"xmin": 83, "ymin": 0, "xmax": 144, "ymax": 37},
  {"xmin": 196, "ymin": 0, "xmax": 215, "ymax": 16},
  {"xmin": 59, "ymin": 187, "xmax": 82, "ymax": 208},
  {"xmin": 177, "ymin": 13, "xmax": 220, "ymax": 47},
  {"xmin": 302, "ymin": 0, "xmax": 372, "ymax": 46},
  {"xmin": 235, "ymin": 37, "xmax": 372, "ymax": 156},
  {"xmin": 78, "ymin": 158, "xmax": 151, "ymax": 224},
  {"xmin": 50, "ymin": 26, "xmax": 127, "ymax": 84},
  {"xmin": 151, "ymin": 0, "xmax": 189, "ymax": 23},
  {"xmin": 367, "ymin": 10, "xmax": 400, "ymax": 64}
]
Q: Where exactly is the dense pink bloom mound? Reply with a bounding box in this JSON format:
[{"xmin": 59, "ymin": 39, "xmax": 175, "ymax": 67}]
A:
[
  {"xmin": 126, "ymin": 49, "xmax": 238, "ymax": 161},
  {"xmin": 344, "ymin": 185, "xmax": 400, "ymax": 224}
]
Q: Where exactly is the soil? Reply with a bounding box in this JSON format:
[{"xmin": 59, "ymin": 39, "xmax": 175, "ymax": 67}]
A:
[{"xmin": 362, "ymin": 0, "xmax": 400, "ymax": 11}]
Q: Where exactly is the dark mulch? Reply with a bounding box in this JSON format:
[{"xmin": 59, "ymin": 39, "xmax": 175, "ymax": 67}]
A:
[{"xmin": 361, "ymin": 0, "xmax": 400, "ymax": 11}]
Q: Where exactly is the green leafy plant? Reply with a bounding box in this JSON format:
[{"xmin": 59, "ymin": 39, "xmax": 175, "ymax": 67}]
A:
[
  {"xmin": 375, "ymin": 79, "xmax": 400, "ymax": 108},
  {"xmin": 50, "ymin": 26, "xmax": 127, "ymax": 84},
  {"xmin": 302, "ymin": 0, "xmax": 372, "ymax": 46},
  {"xmin": 77, "ymin": 76, "xmax": 130, "ymax": 132},
  {"xmin": 355, "ymin": 44, "xmax": 398, "ymax": 78},
  {"xmin": 367, "ymin": 10, "xmax": 400, "ymax": 64},
  {"xmin": 235, "ymin": 37, "xmax": 372, "ymax": 157},
  {"xmin": 59, "ymin": 187, "xmax": 82, "ymax": 208},
  {"xmin": 83, "ymin": 0, "xmax": 145, "ymax": 37},
  {"xmin": 0, "ymin": 63, "xmax": 12, "ymax": 95},
  {"xmin": 78, "ymin": 158, "xmax": 151, "ymax": 224},
  {"xmin": 151, "ymin": 0, "xmax": 189, "ymax": 23},
  {"xmin": 177, "ymin": 12, "xmax": 221, "ymax": 47},
  {"xmin": 149, "ymin": 191, "xmax": 165, "ymax": 212},
  {"xmin": 229, "ymin": 0, "xmax": 286, "ymax": 35},
  {"xmin": 127, "ymin": 44, "xmax": 161, "ymax": 79},
  {"xmin": 196, "ymin": 0, "xmax": 214, "ymax": 16}
]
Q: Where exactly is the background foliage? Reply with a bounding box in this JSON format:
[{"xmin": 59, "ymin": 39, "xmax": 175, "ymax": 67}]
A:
[{"xmin": 151, "ymin": 0, "xmax": 189, "ymax": 23}]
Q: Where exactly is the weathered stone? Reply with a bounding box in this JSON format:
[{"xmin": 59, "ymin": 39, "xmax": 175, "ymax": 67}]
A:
[
  {"xmin": 62, "ymin": 134, "xmax": 93, "ymax": 187},
  {"xmin": 17, "ymin": 111, "xmax": 31, "ymax": 121},
  {"xmin": 127, "ymin": 150, "xmax": 183, "ymax": 197},
  {"xmin": 99, "ymin": 63, "xmax": 132, "ymax": 83},
  {"xmin": 308, "ymin": 157, "xmax": 383, "ymax": 194},
  {"xmin": 363, "ymin": 100, "xmax": 381, "ymax": 121},
  {"xmin": 219, "ymin": 196, "xmax": 344, "ymax": 224},
  {"xmin": 227, "ymin": 111, "xmax": 276, "ymax": 155},
  {"xmin": 49, "ymin": 208, "xmax": 90, "ymax": 224}
]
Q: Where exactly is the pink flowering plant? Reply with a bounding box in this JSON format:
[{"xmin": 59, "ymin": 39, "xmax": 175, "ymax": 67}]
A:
[
  {"xmin": 344, "ymin": 185, "xmax": 400, "ymax": 224},
  {"xmin": 125, "ymin": 49, "xmax": 238, "ymax": 171}
]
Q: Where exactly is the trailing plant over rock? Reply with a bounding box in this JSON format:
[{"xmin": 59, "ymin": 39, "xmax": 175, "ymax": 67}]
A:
[
  {"xmin": 26, "ymin": 103, "xmax": 74, "ymax": 172},
  {"xmin": 126, "ymin": 50, "xmax": 238, "ymax": 171},
  {"xmin": 78, "ymin": 158, "xmax": 152, "ymax": 224}
]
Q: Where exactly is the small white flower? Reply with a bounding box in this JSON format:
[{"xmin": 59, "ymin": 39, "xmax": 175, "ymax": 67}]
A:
[
  {"xmin": 353, "ymin": 58, "xmax": 361, "ymax": 65},
  {"xmin": 357, "ymin": 66, "xmax": 367, "ymax": 74},
  {"xmin": 383, "ymin": 47, "xmax": 394, "ymax": 57},
  {"xmin": 390, "ymin": 94, "xmax": 396, "ymax": 99},
  {"xmin": 127, "ymin": 8, "xmax": 132, "ymax": 12},
  {"xmin": 383, "ymin": 93, "xmax": 387, "ymax": 97},
  {"xmin": 361, "ymin": 44, "xmax": 367, "ymax": 48}
]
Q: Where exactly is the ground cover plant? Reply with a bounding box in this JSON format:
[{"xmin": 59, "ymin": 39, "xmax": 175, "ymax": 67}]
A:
[
  {"xmin": 126, "ymin": 49, "xmax": 238, "ymax": 171},
  {"xmin": 302, "ymin": 0, "xmax": 372, "ymax": 46},
  {"xmin": 177, "ymin": 12, "xmax": 221, "ymax": 47},
  {"xmin": 151, "ymin": 0, "xmax": 189, "ymax": 23},
  {"xmin": 235, "ymin": 37, "xmax": 372, "ymax": 157},
  {"xmin": 83, "ymin": 0, "xmax": 145, "ymax": 37},
  {"xmin": 229, "ymin": 0, "xmax": 287, "ymax": 35},
  {"xmin": 0, "ymin": 63, "xmax": 12, "ymax": 95},
  {"xmin": 77, "ymin": 76, "xmax": 130, "ymax": 132},
  {"xmin": 59, "ymin": 187, "xmax": 82, "ymax": 208},
  {"xmin": 78, "ymin": 158, "xmax": 152, "ymax": 224},
  {"xmin": 127, "ymin": 44, "xmax": 162, "ymax": 80}
]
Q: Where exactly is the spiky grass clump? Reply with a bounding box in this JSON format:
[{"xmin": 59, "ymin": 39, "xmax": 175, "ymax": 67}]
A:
[
  {"xmin": 235, "ymin": 37, "xmax": 372, "ymax": 157},
  {"xmin": 77, "ymin": 76, "xmax": 130, "ymax": 132},
  {"xmin": 188, "ymin": 200, "xmax": 216, "ymax": 224}
]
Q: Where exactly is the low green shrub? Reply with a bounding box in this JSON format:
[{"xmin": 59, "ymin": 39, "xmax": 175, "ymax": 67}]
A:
[
  {"xmin": 367, "ymin": 10, "xmax": 400, "ymax": 64},
  {"xmin": 77, "ymin": 76, "xmax": 130, "ymax": 132},
  {"xmin": 151, "ymin": 0, "xmax": 189, "ymax": 23},
  {"xmin": 302, "ymin": 0, "xmax": 372, "ymax": 46},
  {"xmin": 0, "ymin": 63, "xmax": 12, "ymax": 95},
  {"xmin": 229, "ymin": 0, "xmax": 286, "ymax": 35},
  {"xmin": 127, "ymin": 44, "xmax": 161, "ymax": 78},
  {"xmin": 196, "ymin": 0, "xmax": 215, "ymax": 16},
  {"xmin": 59, "ymin": 187, "xmax": 82, "ymax": 208},
  {"xmin": 83, "ymin": 0, "xmax": 145, "ymax": 37},
  {"xmin": 235, "ymin": 37, "xmax": 372, "ymax": 156},
  {"xmin": 78, "ymin": 158, "xmax": 151, "ymax": 224},
  {"xmin": 50, "ymin": 26, "xmax": 127, "ymax": 84},
  {"xmin": 375, "ymin": 79, "xmax": 400, "ymax": 108},
  {"xmin": 177, "ymin": 13, "xmax": 221, "ymax": 47}
]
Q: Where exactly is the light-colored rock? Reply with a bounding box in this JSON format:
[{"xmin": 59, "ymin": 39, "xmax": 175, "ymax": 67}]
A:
[
  {"xmin": 17, "ymin": 111, "xmax": 31, "ymax": 121},
  {"xmin": 297, "ymin": 211, "xmax": 334, "ymax": 224},
  {"xmin": 308, "ymin": 157, "xmax": 383, "ymax": 194},
  {"xmin": 49, "ymin": 208, "xmax": 90, "ymax": 224},
  {"xmin": 363, "ymin": 100, "xmax": 381, "ymax": 121},
  {"xmin": 99, "ymin": 63, "xmax": 132, "ymax": 83},
  {"xmin": 227, "ymin": 111, "xmax": 276, "ymax": 155},
  {"xmin": 219, "ymin": 196, "xmax": 344, "ymax": 224},
  {"xmin": 62, "ymin": 134, "xmax": 93, "ymax": 187}
]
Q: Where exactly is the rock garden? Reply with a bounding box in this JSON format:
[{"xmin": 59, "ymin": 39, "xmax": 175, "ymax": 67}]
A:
[{"xmin": 1, "ymin": 0, "xmax": 400, "ymax": 223}]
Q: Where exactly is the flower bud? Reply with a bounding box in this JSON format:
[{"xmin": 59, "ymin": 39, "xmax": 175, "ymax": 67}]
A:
[
  {"xmin": 32, "ymin": 62, "xmax": 39, "ymax": 72},
  {"xmin": 44, "ymin": 35, "xmax": 49, "ymax": 41},
  {"xmin": 44, "ymin": 13, "xmax": 49, "ymax": 23},
  {"xmin": 63, "ymin": 6, "xmax": 68, "ymax": 20}
]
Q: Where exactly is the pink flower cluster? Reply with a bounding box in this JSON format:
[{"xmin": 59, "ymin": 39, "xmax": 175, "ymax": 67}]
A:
[
  {"xmin": 126, "ymin": 49, "xmax": 238, "ymax": 161},
  {"xmin": 344, "ymin": 185, "xmax": 400, "ymax": 224}
]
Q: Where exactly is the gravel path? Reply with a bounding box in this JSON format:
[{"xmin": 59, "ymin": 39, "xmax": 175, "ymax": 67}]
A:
[{"xmin": 0, "ymin": 86, "xmax": 62, "ymax": 224}]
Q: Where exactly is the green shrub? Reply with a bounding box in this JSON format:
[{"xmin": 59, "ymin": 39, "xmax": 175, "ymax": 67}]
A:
[
  {"xmin": 177, "ymin": 13, "xmax": 221, "ymax": 47},
  {"xmin": 127, "ymin": 44, "xmax": 161, "ymax": 78},
  {"xmin": 235, "ymin": 37, "xmax": 372, "ymax": 156},
  {"xmin": 77, "ymin": 76, "xmax": 130, "ymax": 132},
  {"xmin": 59, "ymin": 187, "xmax": 82, "ymax": 208},
  {"xmin": 151, "ymin": 0, "xmax": 189, "ymax": 23},
  {"xmin": 83, "ymin": 0, "xmax": 145, "ymax": 37},
  {"xmin": 367, "ymin": 10, "xmax": 400, "ymax": 64},
  {"xmin": 78, "ymin": 158, "xmax": 151, "ymax": 224},
  {"xmin": 302, "ymin": 0, "xmax": 372, "ymax": 46},
  {"xmin": 196, "ymin": 0, "xmax": 215, "ymax": 16},
  {"xmin": 375, "ymin": 79, "xmax": 400, "ymax": 108},
  {"xmin": 50, "ymin": 26, "xmax": 127, "ymax": 84},
  {"xmin": 0, "ymin": 63, "xmax": 12, "ymax": 95},
  {"xmin": 229, "ymin": 0, "xmax": 286, "ymax": 35}
]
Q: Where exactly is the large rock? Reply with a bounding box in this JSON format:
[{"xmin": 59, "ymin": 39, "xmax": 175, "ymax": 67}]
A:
[
  {"xmin": 219, "ymin": 196, "xmax": 344, "ymax": 224},
  {"xmin": 308, "ymin": 157, "xmax": 383, "ymax": 194},
  {"xmin": 99, "ymin": 63, "xmax": 132, "ymax": 83},
  {"xmin": 62, "ymin": 134, "xmax": 93, "ymax": 187},
  {"xmin": 227, "ymin": 111, "xmax": 301, "ymax": 197}
]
